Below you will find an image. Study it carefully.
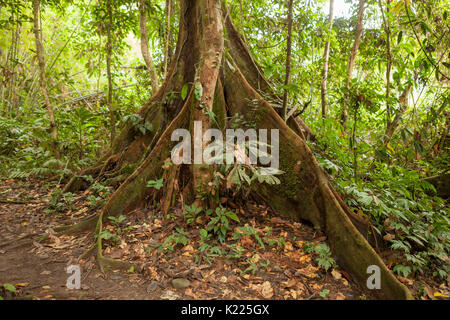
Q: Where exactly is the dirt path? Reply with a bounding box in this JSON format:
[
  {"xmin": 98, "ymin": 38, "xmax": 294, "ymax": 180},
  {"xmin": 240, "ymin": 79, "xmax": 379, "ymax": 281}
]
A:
[{"xmin": 0, "ymin": 178, "xmax": 376, "ymax": 300}]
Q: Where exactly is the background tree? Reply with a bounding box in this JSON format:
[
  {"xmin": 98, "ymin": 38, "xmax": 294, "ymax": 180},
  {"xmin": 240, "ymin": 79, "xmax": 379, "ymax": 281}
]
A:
[
  {"xmin": 320, "ymin": 0, "xmax": 334, "ymax": 118},
  {"xmin": 32, "ymin": 0, "xmax": 60, "ymax": 158}
]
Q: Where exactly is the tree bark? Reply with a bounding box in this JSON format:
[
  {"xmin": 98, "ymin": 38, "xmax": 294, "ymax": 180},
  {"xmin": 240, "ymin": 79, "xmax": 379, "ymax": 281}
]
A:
[
  {"xmin": 341, "ymin": 0, "xmax": 365, "ymax": 127},
  {"xmin": 32, "ymin": 0, "xmax": 60, "ymax": 159},
  {"xmin": 139, "ymin": 0, "xmax": 159, "ymax": 92},
  {"xmin": 320, "ymin": 0, "xmax": 334, "ymax": 118},
  {"xmin": 163, "ymin": 0, "xmax": 174, "ymax": 75}
]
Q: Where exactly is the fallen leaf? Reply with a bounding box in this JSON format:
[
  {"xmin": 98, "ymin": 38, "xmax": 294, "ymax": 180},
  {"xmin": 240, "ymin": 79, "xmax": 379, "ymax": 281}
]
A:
[
  {"xmin": 331, "ymin": 269, "xmax": 342, "ymax": 280},
  {"xmin": 161, "ymin": 290, "xmax": 180, "ymax": 300},
  {"xmin": 283, "ymin": 279, "xmax": 296, "ymax": 288},
  {"xmin": 424, "ymin": 284, "xmax": 436, "ymax": 300},
  {"xmin": 397, "ymin": 276, "xmax": 413, "ymax": 286},
  {"xmin": 434, "ymin": 292, "xmax": 449, "ymax": 298},
  {"xmin": 336, "ymin": 292, "xmax": 346, "ymax": 300},
  {"xmin": 15, "ymin": 283, "xmax": 29, "ymax": 287},
  {"xmin": 284, "ymin": 241, "xmax": 293, "ymax": 252},
  {"xmin": 297, "ymin": 265, "xmax": 319, "ymax": 278},
  {"xmin": 260, "ymin": 281, "xmax": 274, "ymax": 299},
  {"xmin": 185, "ymin": 288, "xmax": 196, "ymax": 298},
  {"xmin": 383, "ymin": 233, "xmax": 395, "ymax": 241}
]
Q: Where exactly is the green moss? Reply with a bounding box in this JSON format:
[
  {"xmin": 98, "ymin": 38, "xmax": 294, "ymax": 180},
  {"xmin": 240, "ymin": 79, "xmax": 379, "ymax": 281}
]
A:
[
  {"xmin": 212, "ymin": 88, "xmax": 226, "ymax": 130},
  {"xmin": 277, "ymin": 144, "xmax": 303, "ymax": 199},
  {"xmin": 120, "ymin": 163, "xmax": 138, "ymax": 176}
]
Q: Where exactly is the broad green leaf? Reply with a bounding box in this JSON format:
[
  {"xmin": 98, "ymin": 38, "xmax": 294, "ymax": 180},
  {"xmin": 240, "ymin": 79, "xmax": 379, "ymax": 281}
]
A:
[
  {"xmin": 181, "ymin": 83, "xmax": 189, "ymax": 100},
  {"xmin": 3, "ymin": 283, "xmax": 16, "ymax": 293}
]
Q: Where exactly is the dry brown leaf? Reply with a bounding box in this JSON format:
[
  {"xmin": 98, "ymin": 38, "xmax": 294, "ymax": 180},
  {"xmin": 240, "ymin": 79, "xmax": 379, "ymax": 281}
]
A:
[
  {"xmin": 240, "ymin": 235, "xmax": 254, "ymax": 248},
  {"xmin": 260, "ymin": 281, "xmax": 274, "ymax": 299},
  {"xmin": 397, "ymin": 276, "xmax": 413, "ymax": 286},
  {"xmin": 284, "ymin": 278, "xmax": 297, "ymax": 288},
  {"xmin": 297, "ymin": 265, "xmax": 319, "ymax": 278},
  {"xmin": 383, "ymin": 233, "xmax": 395, "ymax": 241},
  {"xmin": 336, "ymin": 292, "xmax": 346, "ymax": 300},
  {"xmin": 15, "ymin": 282, "xmax": 29, "ymax": 287},
  {"xmin": 185, "ymin": 288, "xmax": 197, "ymax": 298},
  {"xmin": 331, "ymin": 269, "xmax": 342, "ymax": 280},
  {"xmin": 284, "ymin": 241, "xmax": 294, "ymax": 252},
  {"xmin": 290, "ymin": 289, "xmax": 297, "ymax": 299}
]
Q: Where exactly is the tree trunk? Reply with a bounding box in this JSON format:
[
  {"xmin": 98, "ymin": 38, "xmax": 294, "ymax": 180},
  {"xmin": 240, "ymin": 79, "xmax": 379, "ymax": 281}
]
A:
[
  {"xmin": 163, "ymin": 0, "xmax": 174, "ymax": 75},
  {"xmin": 341, "ymin": 0, "xmax": 365, "ymax": 127},
  {"xmin": 384, "ymin": 69, "xmax": 420, "ymax": 144},
  {"xmin": 106, "ymin": 0, "xmax": 115, "ymax": 144},
  {"xmin": 378, "ymin": 0, "xmax": 392, "ymax": 128},
  {"xmin": 320, "ymin": 0, "xmax": 334, "ymax": 118},
  {"xmin": 281, "ymin": 0, "xmax": 294, "ymax": 121},
  {"xmin": 422, "ymin": 172, "xmax": 450, "ymax": 199},
  {"xmin": 139, "ymin": 0, "xmax": 159, "ymax": 92},
  {"xmin": 32, "ymin": 0, "xmax": 60, "ymax": 159},
  {"xmin": 61, "ymin": 0, "xmax": 412, "ymax": 300}
]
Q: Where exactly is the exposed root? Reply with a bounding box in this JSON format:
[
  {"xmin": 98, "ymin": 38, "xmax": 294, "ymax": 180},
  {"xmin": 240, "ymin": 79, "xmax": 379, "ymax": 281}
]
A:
[
  {"xmin": 0, "ymin": 214, "xmax": 100, "ymax": 250},
  {"xmin": 62, "ymin": 164, "xmax": 103, "ymax": 193},
  {"xmin": 0, "ymin": 232, "xmax": 40, "ymax": 249},
  {"xmin": 97, "ymin": 154, "xmax": 120, "ymax": 179},
  {"xmin": 94, "ymin": 211, "xmax": 140, "ymax": 273},
  {"xmin": 78, "ymin": 243, "xmax": 96, "ymax": 261},
  {"xmin": 54, "ymin": 214, "xmax": 100, "ymax": 235},
  {"xmin": 162, "ymin": 164, "xmax": 180, "ymax": 215}
]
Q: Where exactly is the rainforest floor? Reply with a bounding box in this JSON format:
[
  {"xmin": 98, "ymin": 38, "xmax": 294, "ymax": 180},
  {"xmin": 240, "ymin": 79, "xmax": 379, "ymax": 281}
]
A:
[{"xmin": 0, "ymin": 177, "xmax": 446, "ymax": 300}]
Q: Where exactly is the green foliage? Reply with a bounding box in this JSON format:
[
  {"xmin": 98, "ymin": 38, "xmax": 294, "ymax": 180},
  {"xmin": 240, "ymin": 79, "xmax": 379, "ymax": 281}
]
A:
[
  {"xmin": 184, "ymin": 203, "xmax": 202, "ymax": 224},
  {"xmin": 320, "ymin": 289, "xmax": 330, "ymax": 298},
  {"xmin": 123, "ymin": 114, "xmax": 153, "ymax": 135},
  {"xmin": 234, "ymin": 225, "xmax": 265, "ymax": 249},
  {"xmin": 100, "ymin": 229, "xmax": 121, "ymax": 246},
  {"xmin": 146, "ymin": 178, "xmax": 164, "ymax": 190},
  {"xmin": 3, "ymin": 283, "xmax": 16, "ymax": 293},
  {"xmin": 158, "ymin": 227, "xmax": 190, "ymax": 253},
  {"xmin": 207, "ymin": 206, "xmax": 240, "ymax": 243}
]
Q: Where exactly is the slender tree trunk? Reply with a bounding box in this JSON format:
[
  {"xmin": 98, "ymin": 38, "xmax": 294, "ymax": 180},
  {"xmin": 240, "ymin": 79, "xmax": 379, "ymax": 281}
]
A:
[
  {"xmin": 106, "ymin": 0, "xmax": 115, "ymax": 144},
  {"xmin": 384, "ymin": 85, "xmax": 411, "ymax": 142},
  {"xmin": 341, "ymin": 0, "xmax": 365, "ymax": 127},
  {"xmin": 32, "ymin": 0, "xmax": 60, "ymax": 159},
  {"xmin": 163, "ymin": 0, "xmax": 173, "ymax": 75},
  {"xmin": 139, "ymin": 0, "xmax": 159, "ymax": 92},
  {"xmin": 378, "ymin": 0, "xmax": 392, "ymax": 129},
  {"xmin": 320, "ymin": 0, "xmax": 334, "ymax": 118},
  {"xmin": 282, "ymin": 0, "xmax": 294, "ymax": 121}
]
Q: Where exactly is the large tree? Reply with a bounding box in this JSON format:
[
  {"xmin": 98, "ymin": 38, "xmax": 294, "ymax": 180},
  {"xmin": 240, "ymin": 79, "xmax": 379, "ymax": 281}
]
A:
[{"xmin": 51, "ymin": 0, "xmax": 411, "ymax": 299}]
